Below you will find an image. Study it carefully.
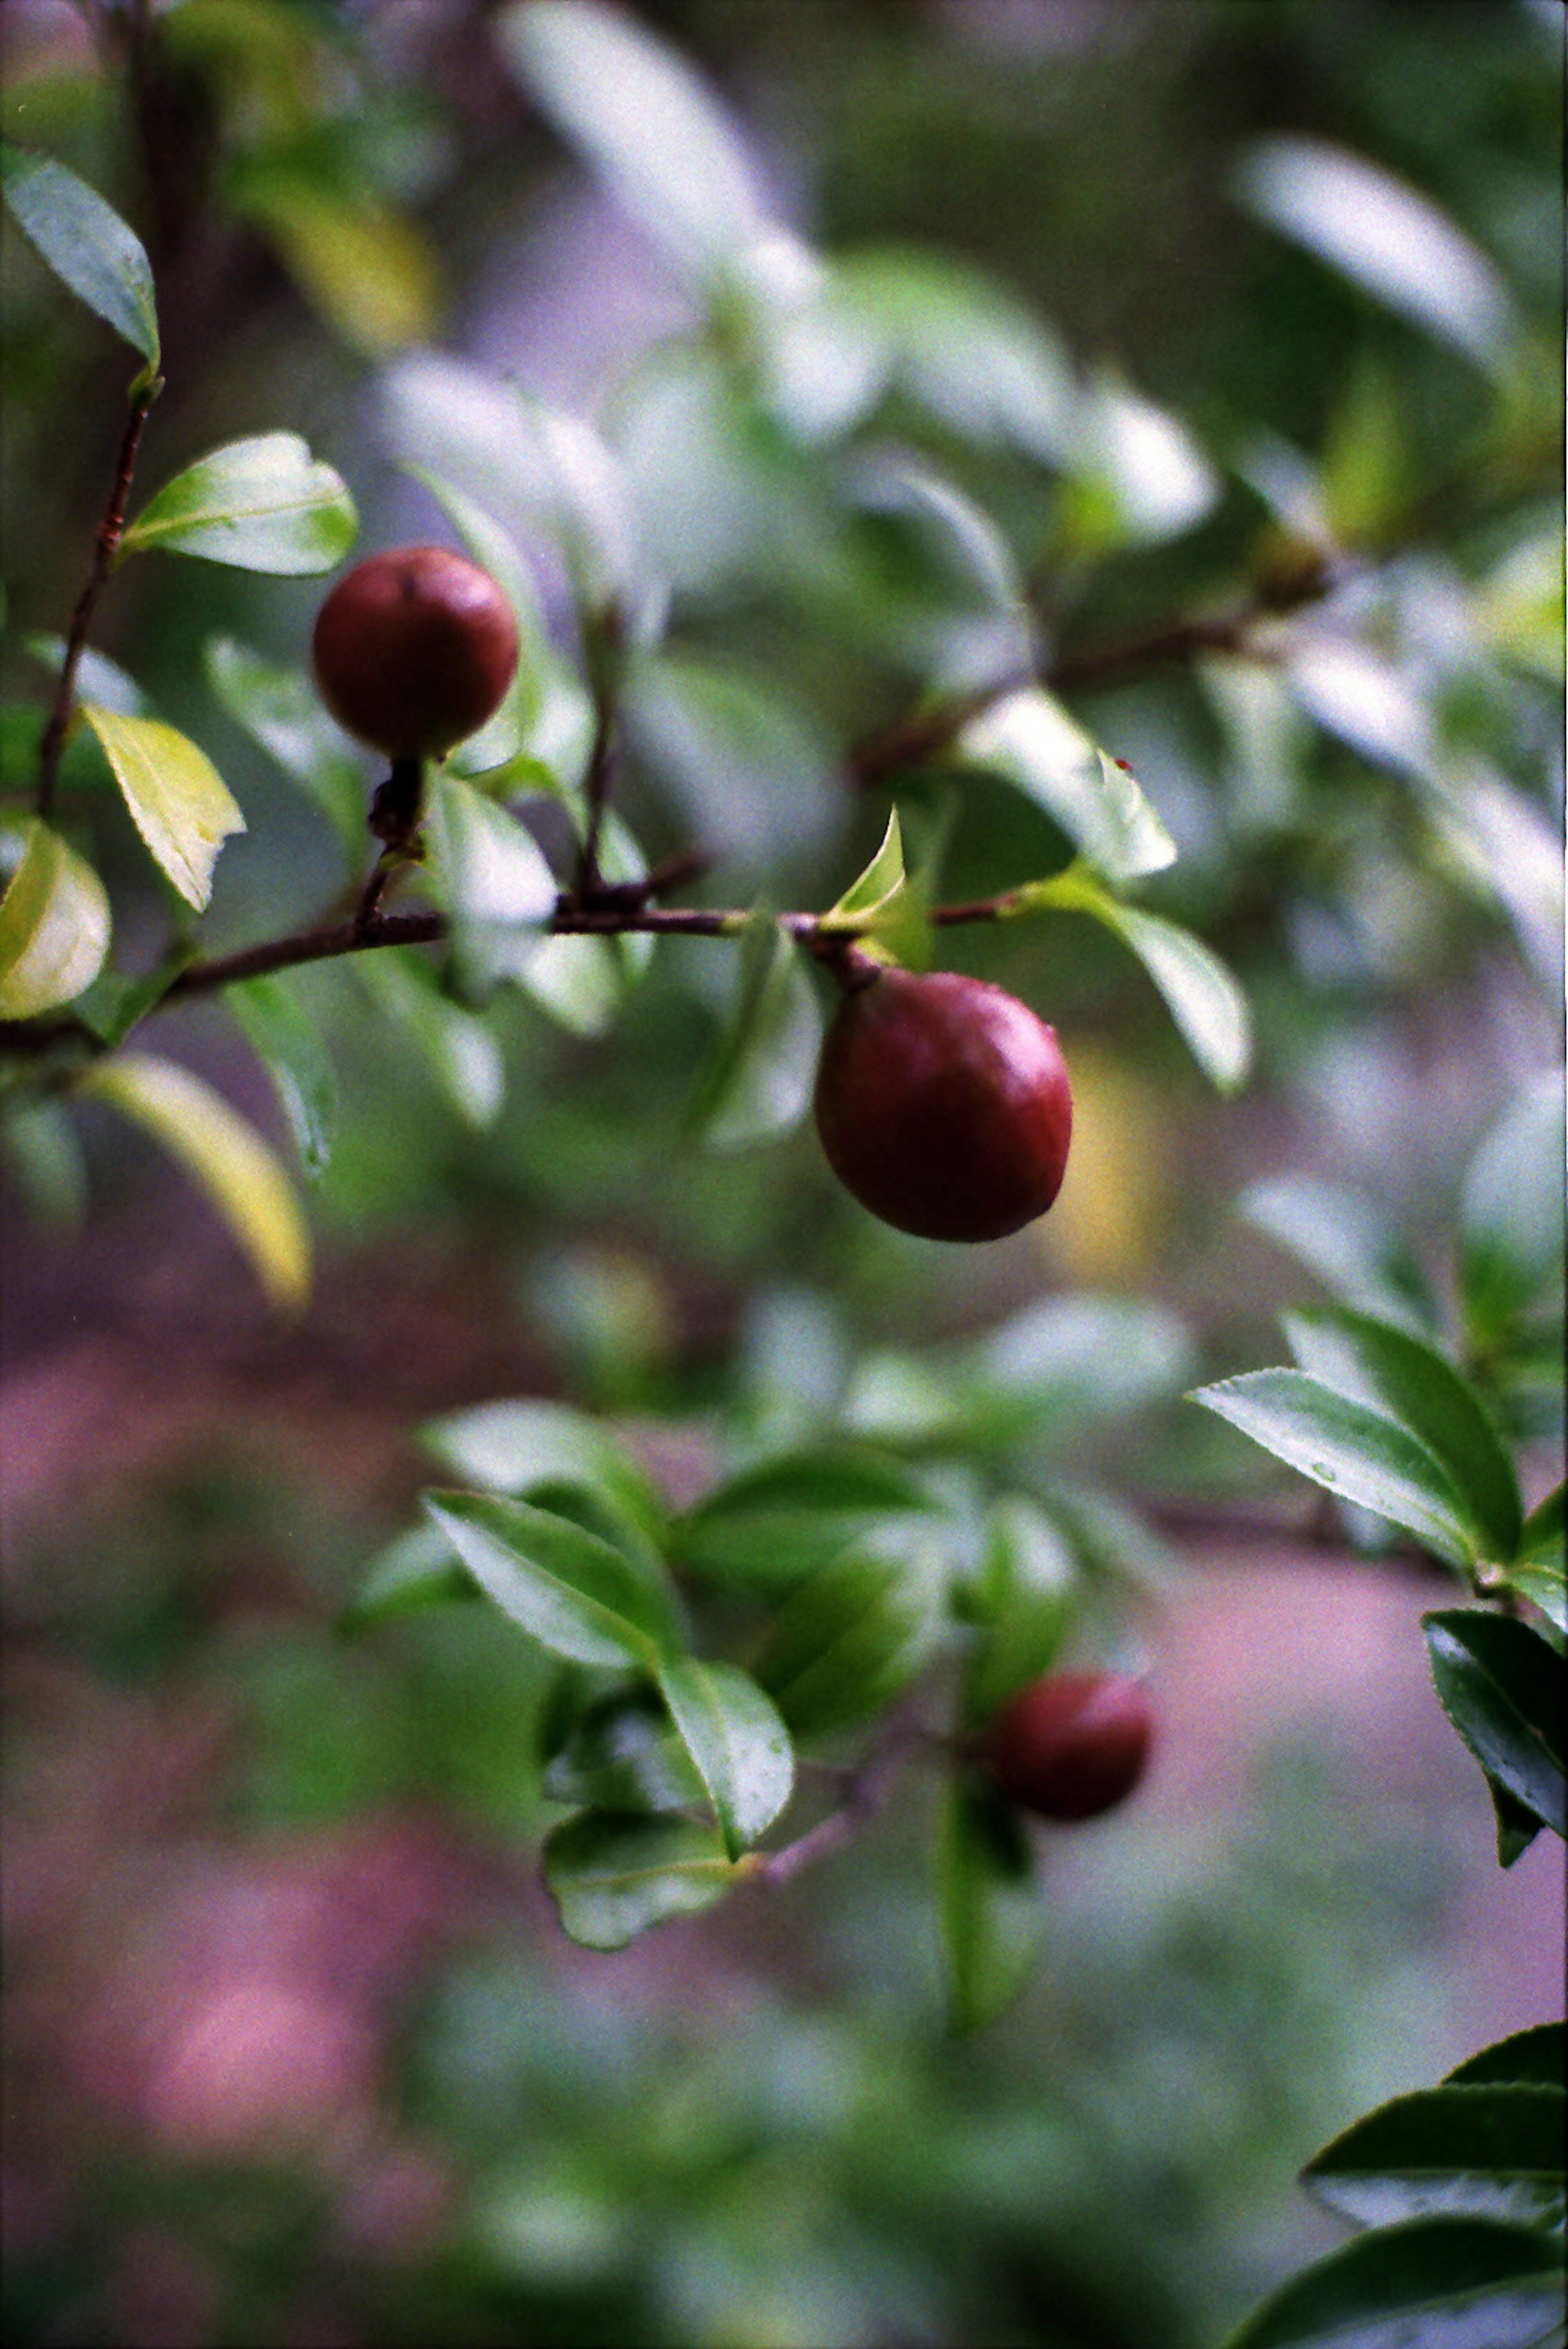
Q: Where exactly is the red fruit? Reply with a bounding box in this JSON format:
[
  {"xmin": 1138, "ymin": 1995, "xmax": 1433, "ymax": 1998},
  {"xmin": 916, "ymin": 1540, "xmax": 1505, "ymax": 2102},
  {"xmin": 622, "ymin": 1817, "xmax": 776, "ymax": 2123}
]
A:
[
  {"xmin": 312, "ymin": 546, "xmax": 519, "ymax": 759},
  {"xmin": 813, "ymin": 966, "xmax": 1072, "ymax": 1242},
  {"xmin": 983, "ymin": 1672, "xmax": 1153, "ymax": 1821}
]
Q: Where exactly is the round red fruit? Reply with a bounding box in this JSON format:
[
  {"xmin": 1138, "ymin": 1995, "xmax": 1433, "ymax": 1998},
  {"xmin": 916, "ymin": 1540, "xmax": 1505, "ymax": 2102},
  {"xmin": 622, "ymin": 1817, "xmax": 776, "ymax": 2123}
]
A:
[
  {"xmin": 312, "ymin": 546, "xmax": 519, "ymax": 760},
  {"xmin": 813, "ymin": 966, "xmax": 1072, "ymax": 1242},
  {"xmin": 983, "ymin": 1672, "xmax": 1153, "ymax": 1821}
]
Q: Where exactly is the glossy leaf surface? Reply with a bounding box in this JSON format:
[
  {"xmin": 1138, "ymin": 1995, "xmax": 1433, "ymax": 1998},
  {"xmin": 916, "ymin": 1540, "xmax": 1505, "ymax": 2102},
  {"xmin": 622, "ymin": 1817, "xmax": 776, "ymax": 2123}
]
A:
[
  {"xmin": 120, "ymin": 434, "xmax": 355, "ymax": 573},
  {"xmin": 422, "ymin": 1491, "xmax": 680, "ymax": 1669},
  {"xmin": 0, "ymin": 820, "xmax": 110, "ymax": 1018},
  {"xmin": 80, "ymin": 707, "xmax": 245, "ymax": 911}
]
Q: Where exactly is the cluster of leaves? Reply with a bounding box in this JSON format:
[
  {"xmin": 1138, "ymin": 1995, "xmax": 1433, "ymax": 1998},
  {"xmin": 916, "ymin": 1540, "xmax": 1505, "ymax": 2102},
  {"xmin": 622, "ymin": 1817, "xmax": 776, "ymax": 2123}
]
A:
[
  {"xmin": 1195, "ymin": 1075, "xmax": 1565, "ymax": 2346},
  {"xmin": 350, "ymin": 1285, "xmax": 1188, "ymax": 2024}
]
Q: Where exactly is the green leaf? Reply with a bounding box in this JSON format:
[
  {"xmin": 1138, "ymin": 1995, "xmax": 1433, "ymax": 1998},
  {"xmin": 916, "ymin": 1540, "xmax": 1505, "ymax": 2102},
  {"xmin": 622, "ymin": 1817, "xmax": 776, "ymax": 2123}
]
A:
[
  {"xmin": 824, "ymin": 807, "xmax": 906, "ymax": 925},
  {"xmin": 1448, "ymin": 2025, "xmax": 1566, "ymax": 2092},
  {"xmin": 343, "ymin": 1523, "xmax": 475, "ymax": 1629},
  {"xmin": 497, "ymin": 0, "xmax": 768, "ymax": 284},
  {"xmin": 1283, "ymin": 1308, "xmax": 1522, "ymax": 1565},
  {"xmin": 204, "ymin": 637, "xmax": 364, "ymax": 848},
  {"xmin": 81, "ymin": 1053, "xmax": 309, "ymax": 1310},
  {"xmin": 421, "ymin": 1400, "xmax": 667, "ymax": 1545},
  {"xmin": 119, "ymin": 434, "xmax": 356, "ymax": 574},
  {"xmin": 422, "ymin": 1490, "xmax": 681, "ymax": 1669},
  {"xmin": 688, "ymin": 915, "xmax": 821, "ymax": 1151},
  {"xmin": 956, "ymin": 691, "xmax": 1176, "ymax": 885},
  {"xmin": 426, "ymin": 772, "xmax": 558, "ymax": 999},
  {"xmin": 1067, "ymin": 372, "xmax": 1219, "ymax": 547},
  {"xmin": 1508, "ymin": 1563, "xmax": 1567, "ymax": 1641},
  {"xmin": 354, "ymin": 950, "xmax": 505, "ymax": 1127},
  {"xmin": 961, "ymin": 1497, "xmax": 1076, "ymax": 1726},
  {"xmin": 72, "ymin": 956, "xmax": 187, "ymax": 1048},
  {"xmin": 753, "ymin": 1540, "xmax": 944, "ymax": 1739},
  {"xmin": 938, "ymin": 1777, "xmax": 1042, "ymax": 2034},
  {"xmin": 80, "ymin": 706, "xmax": 244, "ymax": 911},
  {"xmin": 543, "ymin": 1690, "xmax": 705, "ymax": 1814},
  {"xmin": 1305, "ymin": 2084, "xmax": 1566, "ymax": 2231},
  {"xmin": 0, "ymin": 140, "xmax": 159, "ymax": 367},
  {"xmin": 543, "ymin": 1812, "xmax": 738, "ymax": 1950},
  {"xmin": 226, "ymin": 973, "xmax": 337, "ymax": 1179},
  {"xmin": 1424, "ymin": 1609, "xmax": 1565, "ymax": 1839},
  {"xmin": 1241, "ymin": 1176, "xmax": 1437, "ymax": 1337},
  {"xmin": 1488, "ymin": 1779, "xmax": 1546, "ymax": 1869},
  {"xmin": 0, "ymin": 819, "xmax": 110, "ymax": 1018},
  {"xmin": 1192, "ymin": 1369, "xmax": 1475, "ymax": 1567},
  {"xmin": 1221, "ymin": 2216, "xmax": 1565, "ymax": 2349},
  {"xmin": 1460, "ymin": 1080, "xmax": 1566, "ymax": 1347},
  {"xmin": 675, "ymin": 1447, "xmax": 941, "ymax": 1594},
  {"xmin": 1236, "ymin": 137, "xmax": 1517, "ymax": 371},
  {"xmin": 653, "ymin": 1656, "xmax": 793, "ymax": 1858}
]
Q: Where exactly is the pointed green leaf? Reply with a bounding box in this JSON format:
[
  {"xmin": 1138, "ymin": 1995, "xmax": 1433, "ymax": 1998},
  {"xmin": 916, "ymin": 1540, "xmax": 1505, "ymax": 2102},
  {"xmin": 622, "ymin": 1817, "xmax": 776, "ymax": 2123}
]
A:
[
  {"xmin": 422, "ymin": 1490, "xmax": 679, "ymax": 1668},
  {"xmin": 1447, "ymin": 2025, "xmax": 1565, "ymax": 2092},
  {"xmin": 824, "ymin": 808, "xmax": 906, "ymax": 924},
  {"xmin": 956, "ymin": 690, "xmax": 1176, "ymax": 884},
  {"xmin": 421, "ymin": 1398, "xmax": 667, "ymax": 1544},
  {"xmin": 543, "ymin": 1812, "xmax": 738, "ymax": 1950},
  {"xmin": 938, "ymin": 1777, "xmax": 1042, "ymax": 2034},
  {"xmin": 543, "ymin": 1691, "xmax": 705, "ymax": 1814},
  {"xmin": 0, "ymin": 820, "xmax": 110, "ymax": 1017},
  {"xmin": 497, "ymin": 0, "xmax": 768, "ymax": 283},
  {"xmin": 654, "ymin": 1655, "xmax": 793, "ymax": 1858},
  {"xmin": 970, "ymin": 1294, "xmax": 1195, "ymax": 1437},
  {"xmin": 1, "ymin": 140, "xmax": 159, "ymax": 367},
  {"xmin": 688, "ymin": 915, "xmax": 821, "ymax": 1151},
  {"xmin": 753, "ymin": 1539, "xmax": 944, "ymax": 1739},
  {"xmin": 675, "ymin": 1447, "xmax": 941, "ymax": 1594},
  {"xmin": 80, "ymin": 706, "xmax": 244, "ymax": 910},
  {"xmin": 1221, "ymin": 2217, "xmax": 1565, "ymax": 2349},
  {"xmin": 1424, "ymin": 1608, "xmax": 1565, "ymax": 1839},
  {"xmin": 1283, "ymin": 1308, "xmax": 1522, "ymax": 1565},
  {"xmin": 1459, "ymin": 1079, "xmax": 1566, "ymax": 1346},
  {"xmin": 226, "ymin": 973, "xmax": 337, "ymax": 1178},
  {"xmin": 82, "ymin": 1053, "xmax": 309, "ymax": 1310},
  {"xmin": 1517, "ymin": 1486, "xmax": 1565, "ymax": 1572},
  {"xmin": 1304, "ymin": 2083, "xmax": 1566, "ymax": 2231},
  {"xmin": 1192, "ymin": 1369, "xmax": 1474, "ymax": 1567},
  {"xmin": 119, "ymin": 434, "xmax": 356, "ymax": 574}
]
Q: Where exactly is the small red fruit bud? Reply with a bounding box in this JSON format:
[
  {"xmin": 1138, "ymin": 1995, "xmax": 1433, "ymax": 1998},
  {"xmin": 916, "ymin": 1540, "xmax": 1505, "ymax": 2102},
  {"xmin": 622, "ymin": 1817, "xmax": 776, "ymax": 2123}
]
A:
[
  {"xmin": 312, "ymin": 546, "xmax": 519, "ymax": 760},
  {"xmin": 983, "ymin": 1671, "xmax": 1153, "ymax": 1821},
  {"xmin": 813, "ymin": 967, "xmax": 1072, "ymax": 1242}
]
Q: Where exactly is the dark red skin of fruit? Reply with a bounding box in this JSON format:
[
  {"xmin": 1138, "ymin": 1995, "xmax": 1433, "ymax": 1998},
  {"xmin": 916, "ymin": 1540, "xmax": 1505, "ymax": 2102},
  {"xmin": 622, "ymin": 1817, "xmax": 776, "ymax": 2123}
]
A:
[
  {"xmin": 983, "ymin": 1672, "xmax": 1154, "ymax": 1821},
  {"xmin": 312, "ymin": 546, "xmax": 519, "ymax": 759},
  {"xmin": 813, "ymin": 967, "xmax": 1072, "ymax": 1242}
]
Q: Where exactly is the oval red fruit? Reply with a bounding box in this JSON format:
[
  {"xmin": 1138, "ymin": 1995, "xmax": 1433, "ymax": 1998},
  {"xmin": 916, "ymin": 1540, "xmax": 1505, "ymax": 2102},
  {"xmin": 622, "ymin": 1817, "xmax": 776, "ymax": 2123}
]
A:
[{"xmin": 813, "ymin": 967, "xmax": 1072, "ymax": 1242}]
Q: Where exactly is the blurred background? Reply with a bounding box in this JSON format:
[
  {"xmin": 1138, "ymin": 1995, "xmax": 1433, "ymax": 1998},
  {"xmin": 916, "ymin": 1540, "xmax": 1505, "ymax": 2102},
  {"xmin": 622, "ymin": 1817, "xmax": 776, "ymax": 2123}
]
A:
[{"xmin": 2, "ymin": 2, "xmax": 1563, "ymax": 2343}]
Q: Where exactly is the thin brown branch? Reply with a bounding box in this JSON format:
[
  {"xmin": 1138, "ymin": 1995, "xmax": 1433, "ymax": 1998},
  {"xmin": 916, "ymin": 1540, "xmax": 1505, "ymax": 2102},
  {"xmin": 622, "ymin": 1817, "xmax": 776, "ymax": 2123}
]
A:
[
  {"xmin": 748, "ymin": 1717, "xmax": 931, "ymax": 1887},
  {"xmin": 36, "ymin": 381, "xmax": 160, "ymax": 823}
]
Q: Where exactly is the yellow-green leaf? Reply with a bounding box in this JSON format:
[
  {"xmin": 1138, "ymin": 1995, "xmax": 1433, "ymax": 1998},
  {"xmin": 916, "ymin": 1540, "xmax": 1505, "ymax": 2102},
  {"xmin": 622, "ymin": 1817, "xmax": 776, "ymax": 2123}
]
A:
[
  {"xmin": 239, "ymin": 177, "xmax": 440, "ymax": 358},
  {"xmin": 82, "ymin": 1053, "xmax": 309, "ymax": 1310},
  {"xmin": 80, "ymin": 707, "xmax": 245, "ymax": 909},
  {"xmin": 0, "ymin": 820, "xmax": 111, "ymax": 1017}
]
